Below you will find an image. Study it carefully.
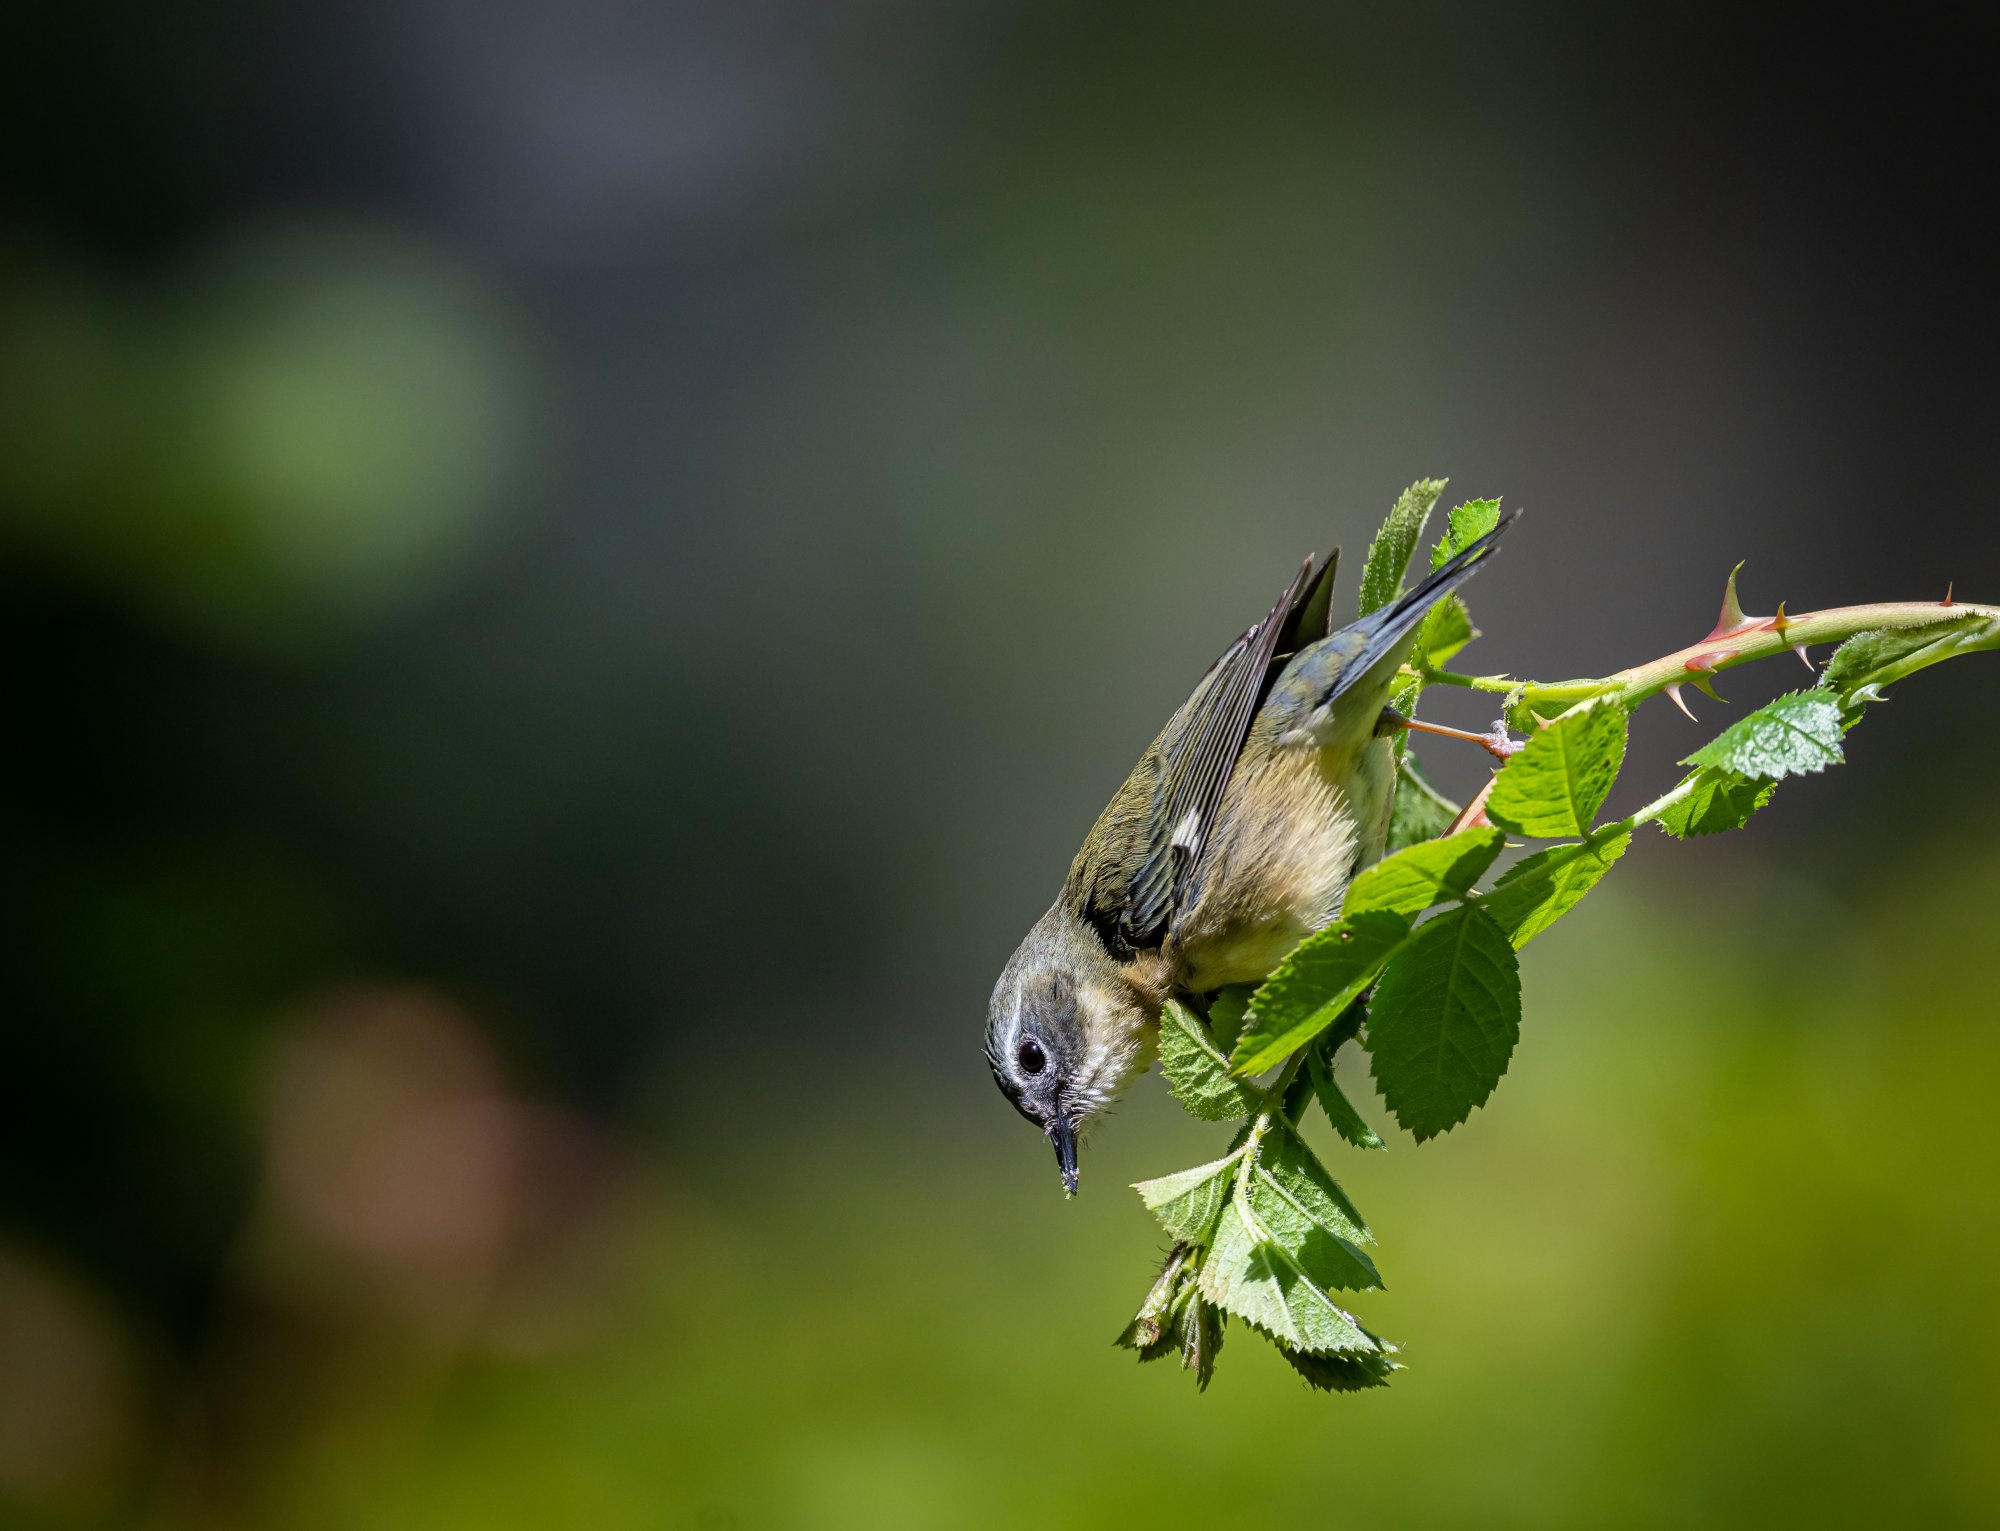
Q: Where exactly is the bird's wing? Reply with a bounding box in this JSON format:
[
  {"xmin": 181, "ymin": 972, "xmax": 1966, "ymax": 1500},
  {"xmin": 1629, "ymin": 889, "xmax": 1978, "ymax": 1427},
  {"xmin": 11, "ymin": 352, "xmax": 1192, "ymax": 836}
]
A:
[{"xmin": 1109, "ymin": 552, "xmax": 1338, "ymax": 954}]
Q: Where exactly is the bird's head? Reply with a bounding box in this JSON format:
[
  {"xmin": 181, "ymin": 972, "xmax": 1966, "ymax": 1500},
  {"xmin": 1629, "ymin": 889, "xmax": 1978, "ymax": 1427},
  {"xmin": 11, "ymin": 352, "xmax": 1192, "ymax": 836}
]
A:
[{"xmin": 985, "ymin": 905, "xmax": 1155, "ymax": 1196}]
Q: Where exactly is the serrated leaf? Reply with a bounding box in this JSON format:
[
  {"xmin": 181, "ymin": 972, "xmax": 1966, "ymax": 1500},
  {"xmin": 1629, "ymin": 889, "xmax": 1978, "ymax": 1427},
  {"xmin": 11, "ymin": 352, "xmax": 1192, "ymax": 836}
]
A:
[
  {"xmin": 1158, "ymin": 998, "xmax": 1264, "ymax": 1120},
  {"xmin": 1387, "ymin": 671, "xmax": 1425, "ymax": 761},
  {"xmin": 1357, "ymin": 478, "xmax": 1446, "ymax": 616},
  {"xmin": 1231, "ymin": 911, "xmax": 1413, "ymax": 1077},
  {"xmin": 1308, "ymin": 1043, "xmax": 1385, "ymax": 1151},
  {"xmin": 1385, "ymin": 753, "xmax": 1462, "ymax": 852},
  {"xmin": 1504, "ymin": 679, "xmax": 1621, "ymax": 734},
  {"xmin": 1246, "ymin": 1129, "xmax": 1381, "ymax": 1291},
  {"xmin": 1279, "ymin": 1343, "xmax": 1399, "ymax": 1392},
  {"xmin": 1412, "ymin": 594, "xmax": 1478, "ymax": 670},
  {"xmin": 1402, "ymin": 497, "xmax": 1503, "ymax": 675},
  {"xmin": 1199, "ymin": 1192, "xmax": 1381, "ymax": 1354},
  {"xmin": 1206, "ymin": 985, "xmax": 1254, "ymax": 1056},
  {"xmin": 1173, "ymin": 1284, "xmax": 1224, "ymax": 1390},
  {"xmin": 1116, "ymin": 1255, "xmax": 1222, "ymax": 1387},
  {"xmin": 1483, "ymin": 828, "xmax": 1631, "ymax": 948},
  {"xmin": 1487, "ymin": 698, "xmax": 1628, "ymax": 838},
  {"xmin": 1116, "ymin": 1244, "xmax": 1193, "ymax": 1355},
  {"xmin": 1324, "ymin": 993, "xmax": 1369, "ymax": 1050},
  {"xmin": 1134, "ymin": 1150, "xmax": 1242, "ymax": 1245},
  {"xmin": 1821, "ymin": 614, "xmax": 2000, "ymax": 700},
  {"xmin": 1682, "ymin": 689, "xmax": 1844, "ymax": 780},
  {"xmin": 1345, "ymin": 825, "xmax": 1505, "ymax": 919},
  {"xmin": 1428, "ymin": 497, "xmax": 1503, "ymax": 571},
  {"xmin": 1655, "ymin": 768, "xmax": 1778, "ymax": 839},
  {"xmin": 1365, "ymin": 905, "xmax": 1522, "ymax": 1141}
]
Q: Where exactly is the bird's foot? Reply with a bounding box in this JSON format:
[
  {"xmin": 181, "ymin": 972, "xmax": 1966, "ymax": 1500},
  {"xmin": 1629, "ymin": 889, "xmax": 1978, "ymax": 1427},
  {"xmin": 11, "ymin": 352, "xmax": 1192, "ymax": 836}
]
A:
[{"xmin": 1378, "ymin": 708, "xmax": 1523, "ymax": 762}]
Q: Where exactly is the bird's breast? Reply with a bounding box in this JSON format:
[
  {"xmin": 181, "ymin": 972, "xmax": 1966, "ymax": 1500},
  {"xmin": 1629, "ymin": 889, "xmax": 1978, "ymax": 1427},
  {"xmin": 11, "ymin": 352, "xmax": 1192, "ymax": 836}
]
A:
[{"xmin": 1165, "ymin": 743, "xmax": 1365, "ymax": 994}]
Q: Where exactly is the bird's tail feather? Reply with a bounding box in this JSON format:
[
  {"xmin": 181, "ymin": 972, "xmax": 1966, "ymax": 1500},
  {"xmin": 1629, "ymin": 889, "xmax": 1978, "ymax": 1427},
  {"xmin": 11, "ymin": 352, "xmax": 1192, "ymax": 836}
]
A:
[{"xmin": 1329, "ymin": 510, "xmax": 1519, "ymax": 706}]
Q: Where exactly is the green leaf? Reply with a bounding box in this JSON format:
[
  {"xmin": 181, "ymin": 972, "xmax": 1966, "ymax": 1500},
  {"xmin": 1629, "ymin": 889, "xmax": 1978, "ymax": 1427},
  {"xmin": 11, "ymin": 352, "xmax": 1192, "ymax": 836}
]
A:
[
  {"xmin": 1245, "ymin": 1128, "xmax": 1380, "ymax": 1291},
  {"xmin": 1385, "ymin": 753, "xmax": 1461, "ymax": 852},
  {"xmin": 1504, "ymin": 679, "xmax": 1621, "ymax": 734},
  {"xmin": 1115, "ymin": 1244, "xmax": 1193, "ymax": 1355},
  {"xmin": 1205, "ymin": 985, "xmax": 1254, "ymax": 1056},
  {"xmin": 1400, "ymin": 499, "xmax": 1502, "ymax": 675},
  {"xmin": 1172, "ymin": 1284, "xmax": 1224, "ymax": 1390},
  {"xmin": 1487, "ymin": 698, "xmax": 1628, "ymax": 838},
  {"xmin": 1357, "ymin": 478, "xmax": 1446, "ymax": 616},
  {"xmin": 1279, "ymin": 1342, "xmax": 1399, "ymax": 1392},
  {"xmin": 1115, "ymin": 1250, "xmax": 1222, "ymax": 1387},
  {"xmin": 1158, "ymin": 999, "xmax": 1263, "ymax": 1120},
  {"xmin": 1821, "ymin": 613, "xmax": 2000, "ymax": 702},
  {"xmin": 1324, "ymin": 993, "xmax": 1369, "ymax": 1051},
  {"xmin": 1365, "ymin": 905, "xmax": 1522, "ymax": 1141},
  {"xmin": 1346, "ymin": 825, "xmax": 1505, "ymax": 919},
  {"xmin": 1134, "ymin": 1150, "xmax": 1242, "ymax": 1245},
  {"xmin": 1231, "ymin": 911, "xmax": 1413, "ymax": 1077},
  {"xmin": 1413, "ymin": 594, "xmax": 1477, "ymax": 669},
  {"xmin": 1655, "ymin": 768, "xmax": 1778, "ymax": 839},
  {"xmin": 1308, "ymin": 1043, "xmax": 1385, "ymax": 1152},
  {"xmin": 1682, "ymin": 689, "xmax": 1844, "ymax": 780},
  {"xmin": 1483, "ymin": 828, "xmax": 1632, "ymax": 948},
  {"xmin": 1199, "ymin": 1191, "xmax": 1382, "ymax": 1354},
  {"xmin": 1428, "ymin": 497, "xmax": 1503, "ymax": 571}
]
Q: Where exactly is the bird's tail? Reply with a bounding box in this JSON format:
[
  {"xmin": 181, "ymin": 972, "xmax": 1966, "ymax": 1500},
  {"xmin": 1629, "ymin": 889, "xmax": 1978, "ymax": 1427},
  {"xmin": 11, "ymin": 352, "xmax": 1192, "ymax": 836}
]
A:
[{"xmin": 1328, "ymin": 510, "xmax": 1519, "ymax": 706}]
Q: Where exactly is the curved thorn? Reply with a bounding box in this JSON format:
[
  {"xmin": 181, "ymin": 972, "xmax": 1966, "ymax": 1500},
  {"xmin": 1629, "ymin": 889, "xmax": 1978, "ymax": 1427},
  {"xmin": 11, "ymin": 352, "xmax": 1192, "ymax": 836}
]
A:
[
  {"xmin": 1664, "ymin": 682, "xmax": 1696, "ymax": 721},
  {"xmin": 1721, "ymin": 561, "xmax": 1749, "ymax": 625},
  {"xmin": 1704, "ymin": 561, "xmax": 1761, "ymax": 640},
  {"xmin": 1690, "ymin": 672, "xmax": 1724, "ymax": 702},
  {"xmin": 1944, "ymin": 582, "xmax": 1955, "ymax": 607},
  {"xmin": 1792, "ymin": 642, "xmax": 1816, "ymax": 671}
]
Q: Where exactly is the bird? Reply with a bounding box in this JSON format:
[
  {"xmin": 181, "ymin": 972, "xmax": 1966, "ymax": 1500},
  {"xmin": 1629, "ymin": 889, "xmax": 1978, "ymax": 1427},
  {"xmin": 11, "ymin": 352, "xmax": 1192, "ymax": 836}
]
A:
[{"xmin": 985, "ymin": 514, "xmax": 1516, "ymax": 1195}]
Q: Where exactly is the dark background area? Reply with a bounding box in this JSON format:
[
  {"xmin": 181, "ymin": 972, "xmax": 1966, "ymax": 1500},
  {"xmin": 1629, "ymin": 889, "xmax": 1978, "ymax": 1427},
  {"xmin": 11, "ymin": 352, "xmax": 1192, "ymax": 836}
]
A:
[{"xmin": 4, "ymin": 5, "xmax": 1999, "ymax": 1527}]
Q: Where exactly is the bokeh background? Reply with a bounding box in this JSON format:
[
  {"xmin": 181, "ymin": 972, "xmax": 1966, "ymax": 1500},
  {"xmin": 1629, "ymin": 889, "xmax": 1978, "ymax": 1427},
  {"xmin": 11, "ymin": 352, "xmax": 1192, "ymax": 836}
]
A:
[{"xmin": 6, "ymin": 4, "xmax": 2000, "ymax": 1527}]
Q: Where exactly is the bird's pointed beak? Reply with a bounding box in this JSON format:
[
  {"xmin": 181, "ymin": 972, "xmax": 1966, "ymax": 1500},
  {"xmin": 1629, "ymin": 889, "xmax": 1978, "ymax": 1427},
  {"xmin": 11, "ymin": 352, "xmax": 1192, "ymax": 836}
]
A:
[{"xmin": 1049, "ymin": 1117, "xmax": 1080, "ymax": 1197}]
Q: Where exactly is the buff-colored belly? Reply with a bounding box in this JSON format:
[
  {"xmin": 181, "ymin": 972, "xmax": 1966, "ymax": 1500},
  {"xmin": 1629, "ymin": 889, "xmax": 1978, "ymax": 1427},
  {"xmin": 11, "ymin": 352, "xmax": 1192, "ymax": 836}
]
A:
[{"xmin": 1168, "ymin": 745, "xmax": 1366, "ymax": 993}]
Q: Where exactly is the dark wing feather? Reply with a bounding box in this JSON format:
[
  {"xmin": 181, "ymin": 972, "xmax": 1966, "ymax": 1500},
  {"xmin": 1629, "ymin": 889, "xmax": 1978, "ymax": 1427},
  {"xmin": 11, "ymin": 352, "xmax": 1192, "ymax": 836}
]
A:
[
  {"xmin": 1113, "ymin": 552, "xmax": 1338, "ymax": 953},
  {"xmin": 1301, "ymin": 510, "xmax": 1518, "ymax": 718}
]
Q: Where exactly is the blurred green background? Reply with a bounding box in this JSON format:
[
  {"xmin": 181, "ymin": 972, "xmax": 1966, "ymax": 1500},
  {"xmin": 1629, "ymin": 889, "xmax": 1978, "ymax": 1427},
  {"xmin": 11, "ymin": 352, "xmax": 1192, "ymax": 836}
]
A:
[{"xmin": 5, "ymin": 4, "xmax": 2000, "ymax": 1527}]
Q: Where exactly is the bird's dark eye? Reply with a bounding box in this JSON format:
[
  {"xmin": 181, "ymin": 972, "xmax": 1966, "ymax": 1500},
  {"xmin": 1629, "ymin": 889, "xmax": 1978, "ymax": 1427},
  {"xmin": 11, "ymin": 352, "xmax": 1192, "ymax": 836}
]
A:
[{"xmin": 1017, "ymin": 1038, "xmax": 1046, "ymax": 1075}]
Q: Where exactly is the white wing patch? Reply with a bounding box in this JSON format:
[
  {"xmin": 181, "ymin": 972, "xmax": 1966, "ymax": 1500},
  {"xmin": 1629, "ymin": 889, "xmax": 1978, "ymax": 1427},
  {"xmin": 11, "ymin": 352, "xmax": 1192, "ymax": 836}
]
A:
[{"xmin": 1170, "ymin": 751, "xmax": 1360, "ymax": 993}]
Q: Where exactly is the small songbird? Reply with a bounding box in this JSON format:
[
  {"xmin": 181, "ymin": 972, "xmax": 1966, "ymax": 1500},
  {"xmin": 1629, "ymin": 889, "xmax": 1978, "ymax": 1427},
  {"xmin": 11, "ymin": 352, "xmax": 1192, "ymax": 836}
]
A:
[{"xmin": 986, "ymin": 514, "xmax": 1515, "ymax": 1194}]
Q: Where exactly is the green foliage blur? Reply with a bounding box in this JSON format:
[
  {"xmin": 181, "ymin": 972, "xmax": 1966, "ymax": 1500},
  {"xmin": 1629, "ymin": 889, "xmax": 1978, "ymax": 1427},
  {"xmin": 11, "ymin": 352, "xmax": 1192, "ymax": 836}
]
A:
[
  {"xmin": 6, "ymin": 2, "xmax": 2000, "ymax": 1527},
  {"xmin": 15, "ymin": 865, "xmax": 2000, "ymax": 1529}
]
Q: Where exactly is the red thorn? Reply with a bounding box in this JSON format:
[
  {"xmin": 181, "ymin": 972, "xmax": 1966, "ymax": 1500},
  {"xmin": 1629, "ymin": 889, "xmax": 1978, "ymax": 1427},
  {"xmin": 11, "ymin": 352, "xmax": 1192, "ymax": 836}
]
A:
[
  {"xmin": 1702, "ymin": 561, "xmax": 1764, "ymax": 642},
  {"xmin": 1664, "ymin": 682, "xmax": 1696, "ymax": 720},
  {"xmin": 1792, "ymin": 642, "xmax": 1815, "ymax": 672},
  {"xmin": 1719, "ymin": 562, "xmax": 1750, "ymax": 626},
  {"xmin": 1685, "ymin": 651, "xmax": 1729, "ymax": 701},
  {"xmin": 1943, "ymin": 582, "xmax": 1955, "ymax": 608}
]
